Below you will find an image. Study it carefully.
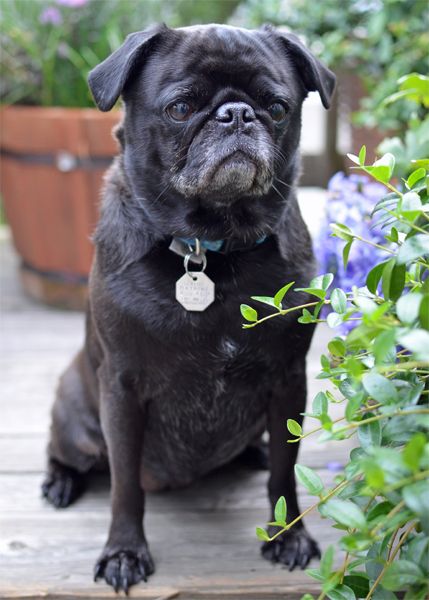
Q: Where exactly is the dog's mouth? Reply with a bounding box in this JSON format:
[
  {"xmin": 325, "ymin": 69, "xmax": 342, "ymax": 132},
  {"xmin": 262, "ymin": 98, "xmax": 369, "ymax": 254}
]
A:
[
  {"xmin": 172, "ymin": 146, "xmax": 273, "ymax": 203},
  {"xmin": 209, "ymin": 150, "xmax": 258, "ymax": 195}
]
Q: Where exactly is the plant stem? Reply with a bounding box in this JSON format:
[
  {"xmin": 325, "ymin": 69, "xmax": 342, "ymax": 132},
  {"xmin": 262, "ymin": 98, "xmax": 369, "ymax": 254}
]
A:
[
  {"xmin": 382, "ymin": 206, "xmax": 429, "ymax": 235},
  {"xmin": 333, "ymin": 409, "xmax": 429, "ymax": 436},
  {"xmin": 244, "ymin": 300, "xmax": 322, "ymax": 328},
  {"xmin": 370, "ymin": 500, "xmax": 405, "ymax": 536},
  {"xmin": 365, "ymin": 521, "xmax": 416, "ymax": 599},
  {"xmin": 387, "ymin": 527, "xmax": 400, "ymax": 560},
  {"xmin": 268, "ymin": 479, "xmax": 350, "ymax": 542},
  {"xmin": 293, "ymin": 403, "xmax": 383, "ymax": 443},
  {"xmin": 352, "ymin": 234, "xmax": 396, "ymax": 254},
  {"xmin": 383, "ymin": 469, "xmax": 429, "ymax": 494},
  {"xmin": 293, "ymin": 406, "xmax": 427, "ymax": 443}
]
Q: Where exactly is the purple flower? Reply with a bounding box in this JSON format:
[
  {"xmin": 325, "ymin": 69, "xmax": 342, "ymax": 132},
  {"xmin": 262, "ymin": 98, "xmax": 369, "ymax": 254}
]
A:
[
  {"xmin": 39, "ymin": 6, "xmax": 62, "ymax": 25},
  {"xmin": 327, "ymin": 461, "xmax": 344, "ymax": 473},
  {"xmin": 315, "ymin": 172, "xmax": 387, "ymax": 333},
  {"xmin": 56, "ymin": 0, "xmax": 89, "ymax": 6}
]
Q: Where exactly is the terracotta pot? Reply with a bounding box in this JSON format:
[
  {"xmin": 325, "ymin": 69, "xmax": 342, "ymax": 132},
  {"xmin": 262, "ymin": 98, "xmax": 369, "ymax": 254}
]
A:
[{"xmin": 0, "ymin": 105, "xmax": 121, "ymax": 309}]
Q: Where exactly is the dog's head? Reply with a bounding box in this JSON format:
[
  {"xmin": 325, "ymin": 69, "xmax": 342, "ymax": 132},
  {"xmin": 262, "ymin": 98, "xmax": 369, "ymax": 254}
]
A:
[{"xmin": 89, "ymin": 24, "xmax": 335, "ymax": 239}]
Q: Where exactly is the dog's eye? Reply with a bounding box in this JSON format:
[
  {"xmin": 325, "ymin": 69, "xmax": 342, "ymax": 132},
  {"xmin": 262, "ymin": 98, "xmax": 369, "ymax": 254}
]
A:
[
  {"xmin": 267, "ymin": 102, "xmax": 287, "ymax": 124},
  {"xmin": 167, "ymin": 102, "xmax": 193, "ymax": 122}
]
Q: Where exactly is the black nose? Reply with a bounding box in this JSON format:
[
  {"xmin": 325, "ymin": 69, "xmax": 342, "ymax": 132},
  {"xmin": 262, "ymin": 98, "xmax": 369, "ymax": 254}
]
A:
[{"xmin": 215, "ymin": 102, "xmax": 256, "ymax": 129}]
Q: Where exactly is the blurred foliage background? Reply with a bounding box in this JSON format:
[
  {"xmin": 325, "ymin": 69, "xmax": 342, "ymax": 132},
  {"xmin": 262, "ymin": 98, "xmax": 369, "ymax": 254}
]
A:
[
  {"xmin": 0, "ymin": 0, "xmax": 242, "ymax": 107},
  {"xmin": 1, "ymin": 0, "xmax": 427, "ymax": 124}
]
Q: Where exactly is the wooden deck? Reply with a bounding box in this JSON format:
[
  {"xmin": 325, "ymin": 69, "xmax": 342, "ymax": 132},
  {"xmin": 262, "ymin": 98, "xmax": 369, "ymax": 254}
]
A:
[{"xmin": 0, "ymin": 229, "xmax": 352, "ymax": 599}]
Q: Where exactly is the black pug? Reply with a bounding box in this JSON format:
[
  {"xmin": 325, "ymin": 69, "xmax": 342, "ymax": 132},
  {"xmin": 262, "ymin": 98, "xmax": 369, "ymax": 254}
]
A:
[{"xmin": 42, "ymin": 23, "xmax": 335, "ymax": 594}]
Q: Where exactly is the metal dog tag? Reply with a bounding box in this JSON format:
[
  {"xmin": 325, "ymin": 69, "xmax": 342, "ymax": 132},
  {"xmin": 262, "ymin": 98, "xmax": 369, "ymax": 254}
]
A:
[{"xmin": 176, "ymin": 271, "xmax": 215, "ymax": 311}]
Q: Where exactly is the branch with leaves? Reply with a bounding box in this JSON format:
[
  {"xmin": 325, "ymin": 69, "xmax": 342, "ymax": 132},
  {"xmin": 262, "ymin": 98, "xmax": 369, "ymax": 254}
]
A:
[{"xmin": 244, "ymin": 82, "xmax": 429, "ymax": 599}]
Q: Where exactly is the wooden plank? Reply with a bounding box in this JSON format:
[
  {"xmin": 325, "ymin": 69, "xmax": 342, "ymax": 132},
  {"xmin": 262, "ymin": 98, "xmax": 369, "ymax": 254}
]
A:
[{"xmin": 0, "ymin": 504, "xmax": 340, "ymax": 597}]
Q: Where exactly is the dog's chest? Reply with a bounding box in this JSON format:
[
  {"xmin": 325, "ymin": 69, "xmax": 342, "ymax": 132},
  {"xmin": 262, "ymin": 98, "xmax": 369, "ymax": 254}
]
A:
[{"xmin": 140, "ymin": 331, "xmax": 274, "ymax": 476}]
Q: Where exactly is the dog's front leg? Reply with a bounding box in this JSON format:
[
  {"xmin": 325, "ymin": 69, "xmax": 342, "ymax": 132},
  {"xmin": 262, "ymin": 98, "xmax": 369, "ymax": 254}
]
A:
[
  {"xmin": 262, "ymin": 359, "xmax": 321, "ymax": 570},
  {"xmin": 94, "ymin": 363, "xmax": 154, "ymax": 593}
]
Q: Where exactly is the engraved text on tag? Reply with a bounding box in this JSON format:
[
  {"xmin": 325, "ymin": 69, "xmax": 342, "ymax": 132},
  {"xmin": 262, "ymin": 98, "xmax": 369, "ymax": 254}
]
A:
[{"xmin": 175, "ymin": 272, "xmax": 215, "ymax": 311}]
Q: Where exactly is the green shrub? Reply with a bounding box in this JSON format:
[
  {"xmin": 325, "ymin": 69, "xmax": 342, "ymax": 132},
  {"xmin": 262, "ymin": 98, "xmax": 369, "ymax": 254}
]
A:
[
  {"xmin": 243, "ymin": 78, "xmax": 429, "ymax": 599},
  {"xmin": 235, "ymin": 0, "xmax": 429, "ymax": 133}
]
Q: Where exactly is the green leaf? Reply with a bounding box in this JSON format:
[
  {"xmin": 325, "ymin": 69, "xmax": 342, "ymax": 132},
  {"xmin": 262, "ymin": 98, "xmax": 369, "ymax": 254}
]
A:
[
  {"xmin": 403, "ymin": 534, "xmax": 429, "ymax": 569},
  {"xmin": 310, "ymin": 273, "xmax": 334, "ymax": 291},
  {"xmin": 327, "ymin": 312, "xmax": 344, "ymax": 328},
  {"xmin": 321, "ymin": 354, "xmax": 331, "ymax": 370},
  {"xmin": 301, "ymin": 595, "xmax": 315, "ymax": 600},
  {"xmin": 312, "ymin": 391, "xmax": 328, "ymax": 415},
  {"xmin": 295, "ymin": 287, "xmax": 327, "ymax": 300},
  {"xmin": 328, "ymin": 337, "xmax": 346, "ymax": 357},
  {"xmin": 402, "ymin": 481, "xmax": 429, "ymax": 534},
  {"xmin": 298, "ymin": 308, "xmax": 315, "ymax": 324},
  {"xmin": 327, "ymin": 585, "xmax": 356, "ymax": 600},
  {"xmin": 343, "ymin": 240, "xmax": 353, "ymax": 268},
  {"xmin": 403, "ymin": 432, "xmax": 426, "ymax": 471},
  {"xmin": 250, "ymin": 295, "xmax": 277, "ymax": 308},
  {"xmin": 273, "ymin": 281, "xmax": 295, "ymax": 308},
  {"xmin": 240, "ymin": 304, "xmax": 258, "ymax": 322},
  {"xmin": 306, "ymin": 568, "xmax": 324, "ymax": 582},
  {"xmin": 364, "ymin": 153, "xmax": 395, "ymax": 183},
  {"xmin": 274, "ymin": 496, "xmax": 287, "ymax": 525},
  {"xmin": 367, "ymin": 501, "xmax": 394, "ymax": 523},
  {"xmin": 419, "ymin": 295, "xmax": 429, "ymax": 330},
  {"xmin": 255, "ymin": 527, "xmax": 270, "ymax": 541},
  {"xmin": 347, "ymin": 153, "xmax": 360, "ymax": 166},
  {"xmin": 358, "ymin": 416, "xmax": 382, "ymax": 448},
  {"xmin": 397, "ymin": 329, "xmax": 429, "ymax": 360},
  {"xmin": 407, "ymin": 167, "xmax": 426, "ymax": 189},
  {"xmin": 398, "ymin": 73, "xmax": 429, "ymax": 99},
  {"xmin": 358, "ymin": 145, "xmax": 366, "ymax": 166},
  {"xmin": 354, "ymin": 295, "xmax": 377, "ymax": 315},
  {"xmin": 373, "ymin": 329, "xmax": 396, "ymax": 364},
  {"xmin": 320, "ymin": 545, "xmax": 334, "ymax": 578},
  {"xmin": 397, "ymin": 234, "xmax": 429, "ymax": 265},
  {"xmin": 387, "ymin": 226, "xmax": 399, "ymax": 243},
  {"xmin": 295, "ymin": 464, "xmax": 324, "ymax": 495},
  {"xmin": 331, "ymin": 288, "xmax": 348, "ymax": 314},
  {"xmin": 362, "ymin": 373, "xmax": 398, "ymax": 404},
  {"xmin": 366, "ymin": 261, "xmax": 389, "ymax": 295},
  {"xmin": 362, "ymin": 460, "xmax": 385, "ymax": 488},
  {"xmin": 331, "ymin": 223, "xmax": 354, "ymax": 242},
  {"xmin": 404, "ymin": 587, "xmax": 429, "ymax": 600},
  {"xmin": 382, "ymin": 259, "xmax": 406, "ymax": 301},
  {"xmin": 343, "ymin": 574, "xmax": 369, "ymax": 597},
  {"xmin": 287, "ymin": 419, "xmax": 302, "ymax": 437},
  {"xmin": 401, "ymin": 191, "xmax": 422, "ymax": 221},
  {"xmin": 321, "ymin": 498, "xmax": 367, "ymax": 530},
  {"xmin": 396, "ymin": 293, "xmax": 423, "ymax": 324},
  {"xmin": 382, "ymin": 560, "xmax": 425, "ymax": 591}
]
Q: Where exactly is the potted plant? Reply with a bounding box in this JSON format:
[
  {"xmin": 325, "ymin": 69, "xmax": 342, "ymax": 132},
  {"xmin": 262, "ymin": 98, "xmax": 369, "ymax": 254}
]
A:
[{"xmin": 0, "ymin": 0, "xmax": 241, "ymax": 308}]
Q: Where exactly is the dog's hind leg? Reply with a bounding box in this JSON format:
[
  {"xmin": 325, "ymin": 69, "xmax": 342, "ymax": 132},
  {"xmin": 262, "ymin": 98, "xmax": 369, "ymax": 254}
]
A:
[
  {"xmin": 42, "ymin": 457, "xmax": 86, "ymax": 508},
  {"xmin": 42, "ymin": 351, "xmax": 106, "ymax": 508}
]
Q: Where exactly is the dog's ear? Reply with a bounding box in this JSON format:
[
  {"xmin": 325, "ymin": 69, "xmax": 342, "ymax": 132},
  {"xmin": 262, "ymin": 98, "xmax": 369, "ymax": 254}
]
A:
[
  {"xmin": 264, "ymin": 26, "xmax": 336, "ymax": 109},
  {"xmin": 88, "ymin": 24, "xmax": 168, "ymax": 112}
]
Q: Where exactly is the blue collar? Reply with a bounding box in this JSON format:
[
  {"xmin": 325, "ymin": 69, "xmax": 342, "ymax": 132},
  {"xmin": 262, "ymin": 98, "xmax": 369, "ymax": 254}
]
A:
[{"xmin": 176, "ymin": 235, "xmax": 268, "ymax": 254}]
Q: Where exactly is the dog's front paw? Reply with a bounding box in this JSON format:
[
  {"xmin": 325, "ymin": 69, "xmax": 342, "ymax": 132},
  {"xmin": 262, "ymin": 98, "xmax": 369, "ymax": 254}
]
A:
[
  {"xmin": 261, "ymin": 526, "xmax": 321, "ymax": 571},
  {"xmin": 94, "ymin": 543, "xmax": 154, "ymax": 594}
]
